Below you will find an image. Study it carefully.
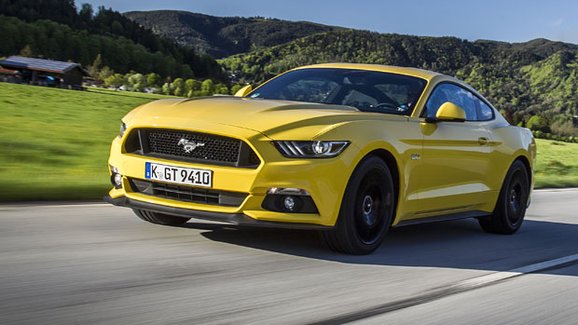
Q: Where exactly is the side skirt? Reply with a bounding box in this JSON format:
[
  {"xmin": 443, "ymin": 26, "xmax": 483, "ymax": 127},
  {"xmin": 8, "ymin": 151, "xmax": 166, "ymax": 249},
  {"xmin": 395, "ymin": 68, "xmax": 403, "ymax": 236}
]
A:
[{"xmin": 394, "ymin": 210, "xmax": 491, "ymax": 227}]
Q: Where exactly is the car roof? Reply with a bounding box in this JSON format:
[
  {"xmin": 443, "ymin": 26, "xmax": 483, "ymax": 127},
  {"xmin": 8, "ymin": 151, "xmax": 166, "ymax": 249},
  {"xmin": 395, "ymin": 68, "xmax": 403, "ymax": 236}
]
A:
[{"xmin": 293, "ymin": 63, "xmax": 444, "ymax": 81}]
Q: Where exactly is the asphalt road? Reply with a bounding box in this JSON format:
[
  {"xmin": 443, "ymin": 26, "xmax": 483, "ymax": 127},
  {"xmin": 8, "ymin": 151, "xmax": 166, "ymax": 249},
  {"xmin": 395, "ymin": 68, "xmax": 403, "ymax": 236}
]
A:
[{"xmin": 1, "ymin": 189, "xmax": 577, "ymax": 324}]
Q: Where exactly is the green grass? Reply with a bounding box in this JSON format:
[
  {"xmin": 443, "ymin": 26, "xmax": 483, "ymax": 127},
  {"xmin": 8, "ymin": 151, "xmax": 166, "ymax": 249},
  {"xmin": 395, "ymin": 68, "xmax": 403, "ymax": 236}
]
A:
[
  {"xmin": 0, "ymin": 83, "xmax": 576, "ymax": 201},
  {"xmin": 534, "ymin": 139, "xmax": 578, "ymax": 188},
  {"xmin": 0, "ymin": 83, "xmax": 173, "ymax": 201}
]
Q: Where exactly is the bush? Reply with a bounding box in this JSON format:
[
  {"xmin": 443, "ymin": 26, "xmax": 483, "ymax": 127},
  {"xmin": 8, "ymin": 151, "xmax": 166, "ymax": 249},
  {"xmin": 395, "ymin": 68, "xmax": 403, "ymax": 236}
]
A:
[{"xmin": 527, "ymin": 115, "xmax": 550, "ymax": 133}]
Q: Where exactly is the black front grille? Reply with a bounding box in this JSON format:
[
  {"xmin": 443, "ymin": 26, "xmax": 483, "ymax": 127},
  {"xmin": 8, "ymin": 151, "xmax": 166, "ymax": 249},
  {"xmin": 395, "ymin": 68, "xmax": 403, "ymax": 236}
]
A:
[
  {"xmin": 129, "ymin": 178, "xmax": 247, "ymax": 207},
  {"xmin": 124, "ymin": 128, "xmax": 260, "ymax": 168},
  {"xmin": 148, "ymin": 130, "xmax": 239, "ymax": 163}
]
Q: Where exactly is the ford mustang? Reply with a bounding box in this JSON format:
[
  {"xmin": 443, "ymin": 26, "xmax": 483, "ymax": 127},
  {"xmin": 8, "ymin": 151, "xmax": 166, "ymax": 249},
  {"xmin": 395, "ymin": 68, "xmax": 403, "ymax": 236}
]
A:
[{"xmin": 105, "ymin": 63, "xmax": 536, "ymax": 254}]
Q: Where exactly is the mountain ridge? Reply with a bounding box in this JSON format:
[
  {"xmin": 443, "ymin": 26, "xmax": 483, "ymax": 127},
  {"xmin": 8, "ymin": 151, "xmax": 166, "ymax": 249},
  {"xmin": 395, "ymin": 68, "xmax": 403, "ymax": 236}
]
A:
[
  {"xmin": 124, "ymin": 10, "xmax": 342, "ymax": 58},
  {"xmin": 124, "ymin": 10, "xmax": 578, "ymax": 58}
]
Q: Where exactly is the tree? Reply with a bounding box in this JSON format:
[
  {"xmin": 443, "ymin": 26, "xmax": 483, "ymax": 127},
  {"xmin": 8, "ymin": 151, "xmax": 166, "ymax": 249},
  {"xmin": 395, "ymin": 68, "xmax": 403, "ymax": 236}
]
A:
[
  {"xmin": 104, "ymin": 73, "xmax": 124, "ymax": 88},
  {"xmin": 172, "ymin": 78, "xmax": 185, "ymax": 96},
  {"xmin": 185, "ymin": 79, "xmax": 201, "ymax": 97},
  {"xmin": 87, "ymin": 53, "xmax": 102, "ymax": 78},
  {"xmin": 214, "ymin": 83, "xmax": 229, "ymax": 94},
  {"xmin": 174, "ymin": 87, "xmax": 184, "ymax": 97},
  {"xmin": 20, "ymin": 44, "xmax": 33, "ymax": 57},
  {"xmin": 161, "ymin": 82, "xmax": 174, "ymax": 95},
  {"xmin": 98, "ymin": 66, "xmax": 114, "ymax": 81},
  {"xmin": 0, "ymin": 9, "xmax": 224, "ymax": 80},
  {"xmin": 111, "ymin": 21, "xmax": 123, "ymax": 35},
  {"xmin": 230, "ymin": 84, "xmax": 244, "ymax": 95},
  {"xmin": 127, "ymin": 73, "xmax": 145, "ymax": 91},
  {"xmin": 527, "ymin": 115, "xmax": 550, "ymax": 133},
  {"xmin": 201, "ymin": 79, "xmax": 214, "ymax": 96},
  {"xmin": 79, "ymin": 3, "xmax": 94, "ymax": 23},
  {"xmin": 146, "ymin": 73, "xmax": 161, "ymax": 88}
]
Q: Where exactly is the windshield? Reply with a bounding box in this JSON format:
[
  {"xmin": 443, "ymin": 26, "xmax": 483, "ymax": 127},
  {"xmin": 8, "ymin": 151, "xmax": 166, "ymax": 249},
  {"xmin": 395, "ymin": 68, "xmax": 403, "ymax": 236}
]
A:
[{"xmin": 248, "ymin": 68, "xmax": 427, "ymax": 115}]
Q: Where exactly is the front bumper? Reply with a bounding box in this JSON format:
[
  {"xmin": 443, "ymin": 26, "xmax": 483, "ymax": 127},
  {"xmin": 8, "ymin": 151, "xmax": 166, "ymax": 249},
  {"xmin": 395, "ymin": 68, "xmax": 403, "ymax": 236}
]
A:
[
  {"xmin": 107, "ymin": 122, "xmax": 357, "ymax": 227},
  {"xmin": 104, "ymin": 195, "xmax": 331, "ymax": 230}
]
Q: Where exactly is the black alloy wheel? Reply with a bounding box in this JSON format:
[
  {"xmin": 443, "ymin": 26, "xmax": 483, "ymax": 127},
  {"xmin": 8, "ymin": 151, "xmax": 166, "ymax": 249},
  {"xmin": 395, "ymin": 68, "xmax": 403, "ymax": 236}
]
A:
[
  {"xmin": 478, "ymin": 160, "xmax": 530, "ymax": 234},
  {"xmin": 322, "ymin": 156, "xmax": 395, "ymax": 254},
  {"xmin": 355, "ymin": 173, "xmax": 390, "ymax": 245}
]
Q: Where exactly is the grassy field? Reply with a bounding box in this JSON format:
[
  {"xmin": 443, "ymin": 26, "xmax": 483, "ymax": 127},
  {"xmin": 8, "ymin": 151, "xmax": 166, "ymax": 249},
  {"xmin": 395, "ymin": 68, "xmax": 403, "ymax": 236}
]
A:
[
  {"xmin": 0, "ymin": 83, "xmax": 173, "ymax": 201},
  {"xmin": 0, "ymin": 82, "xmax": 576, "ymax": 201},
  {"xmin": 534, "ymin": 139, "xmax": 578, "ymax": 188}
]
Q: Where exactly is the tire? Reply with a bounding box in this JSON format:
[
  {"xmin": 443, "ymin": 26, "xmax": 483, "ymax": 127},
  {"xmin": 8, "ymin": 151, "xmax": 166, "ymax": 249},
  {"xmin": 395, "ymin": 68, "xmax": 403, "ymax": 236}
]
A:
[
  {"xmin": 478, "ymin": 160, "xmax": 530, "ymax": 234},
  {"xmin": 322, "ymin": 156, "xmax": 395, "ymax": 255},
  {"xmin": 133, "ymin": 209, "xmax": 190, "ymax": 226}
]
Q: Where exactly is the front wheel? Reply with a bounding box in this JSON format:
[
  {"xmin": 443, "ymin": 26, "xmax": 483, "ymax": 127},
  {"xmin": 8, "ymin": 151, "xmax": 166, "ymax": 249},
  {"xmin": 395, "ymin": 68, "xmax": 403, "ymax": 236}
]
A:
[
  {"xmin": 478, "ymin": 160, "xmax": 530, "ymax": 234},
  {"xmin": 133, "ymin": 209, "xmax": 190, "ymax": 226},
  {"xmin": 322, "ymin": 156, "xmax": 395, "ymax": 255}
]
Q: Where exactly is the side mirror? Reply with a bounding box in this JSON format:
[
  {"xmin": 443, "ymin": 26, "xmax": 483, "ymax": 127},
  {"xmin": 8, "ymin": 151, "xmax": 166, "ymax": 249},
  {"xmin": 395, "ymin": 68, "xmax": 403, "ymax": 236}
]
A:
[
  {"xmin": 428, "ymin": 102, "xmax": 466, "ymax": 122},
  {"xmin": 234, "ymin": 84, "xmax": 252, "ymax": 97}
]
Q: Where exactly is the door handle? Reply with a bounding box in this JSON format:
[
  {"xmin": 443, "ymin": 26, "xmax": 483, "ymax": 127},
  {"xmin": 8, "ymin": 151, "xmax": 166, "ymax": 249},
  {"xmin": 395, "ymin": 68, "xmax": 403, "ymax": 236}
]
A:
[{"xmin": 478, "ymin": 137, "xmax": 489, "ymax": 145}]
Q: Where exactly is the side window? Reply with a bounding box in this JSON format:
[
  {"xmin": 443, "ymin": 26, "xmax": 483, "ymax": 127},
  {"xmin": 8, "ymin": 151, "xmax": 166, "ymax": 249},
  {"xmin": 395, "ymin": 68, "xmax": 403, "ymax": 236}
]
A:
[
  {"xmin": 424, "ymin": 84, "xmax": 453, "ymax": 119},
  {"xmin": 447, "ymin": 86, "xmax": 477, "ymax": 120},
  {"xmin": 477, "ymin": 100, "xmax": 494, "ymax": 121},
  {"xmin": 424, "ymin": 83, "xmax": 494, "ymax": 121}
]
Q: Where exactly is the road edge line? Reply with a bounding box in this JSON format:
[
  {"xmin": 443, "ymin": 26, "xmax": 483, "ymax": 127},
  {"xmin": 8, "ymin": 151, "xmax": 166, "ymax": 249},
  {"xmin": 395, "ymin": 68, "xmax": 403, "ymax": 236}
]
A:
[{"xmin": 308, "ymin": 253, "xmax": 578, "ymax": 325}]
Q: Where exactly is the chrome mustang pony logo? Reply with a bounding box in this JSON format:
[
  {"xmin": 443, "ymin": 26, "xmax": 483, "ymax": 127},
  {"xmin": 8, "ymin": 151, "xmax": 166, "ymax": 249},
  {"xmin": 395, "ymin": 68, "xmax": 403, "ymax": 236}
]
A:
[{"xmin": 177, "ymin": 138, "xmax": 205, "ymax": 153}]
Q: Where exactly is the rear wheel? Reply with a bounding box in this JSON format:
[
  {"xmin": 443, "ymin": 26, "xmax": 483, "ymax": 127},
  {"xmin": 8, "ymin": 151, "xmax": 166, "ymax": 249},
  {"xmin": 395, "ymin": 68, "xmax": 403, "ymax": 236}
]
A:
[
  {"xmin": 133, "ymin": 209, "xmax": 190, "ymax": 226},
  {"xmin": 478, "ymin": 160, "xmax": 529, "ymax": 234},
  {"xmin": 322, "ymin": 156, "xmax": 395, "ymax": 255}
]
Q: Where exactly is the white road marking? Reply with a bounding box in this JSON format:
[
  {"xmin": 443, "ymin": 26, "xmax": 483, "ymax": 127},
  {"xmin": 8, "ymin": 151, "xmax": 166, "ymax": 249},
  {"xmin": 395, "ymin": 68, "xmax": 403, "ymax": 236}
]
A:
[
  {"xmin": 312, "ymin": 253, "xmax": 578, "ymax": 324},
  {"xmin": 454, "ymin": 253, "xmax": 578, "ymax": 290}
]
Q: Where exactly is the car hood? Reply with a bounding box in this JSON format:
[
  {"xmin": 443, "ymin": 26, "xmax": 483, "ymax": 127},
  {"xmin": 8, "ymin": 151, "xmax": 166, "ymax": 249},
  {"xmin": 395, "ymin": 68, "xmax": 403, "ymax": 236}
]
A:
[{"xmin": 124, "ymin": 96, "xmax": 385, "ymax": 139}]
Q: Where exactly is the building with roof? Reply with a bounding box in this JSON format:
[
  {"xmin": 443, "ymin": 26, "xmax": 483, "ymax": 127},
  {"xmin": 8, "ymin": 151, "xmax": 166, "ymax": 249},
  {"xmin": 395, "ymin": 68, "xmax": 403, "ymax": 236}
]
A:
[
  {"xmin": 0, "ymin": 67, "xmax": 18, "ymax": 83},
  {"xmin": 0, "ymin": 56, "xmax": 85, "ymax": 89}
]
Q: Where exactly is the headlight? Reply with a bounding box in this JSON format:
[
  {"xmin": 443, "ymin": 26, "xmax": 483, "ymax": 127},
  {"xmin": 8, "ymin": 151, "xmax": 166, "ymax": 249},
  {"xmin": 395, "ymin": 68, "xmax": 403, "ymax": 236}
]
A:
[
  {"xmin": 119, "ymin": 122, "xmax": 127, "ymax": 138},
  {"xmin": 273, "ymin": 141, "xmax": 350, "ymax": 158}
]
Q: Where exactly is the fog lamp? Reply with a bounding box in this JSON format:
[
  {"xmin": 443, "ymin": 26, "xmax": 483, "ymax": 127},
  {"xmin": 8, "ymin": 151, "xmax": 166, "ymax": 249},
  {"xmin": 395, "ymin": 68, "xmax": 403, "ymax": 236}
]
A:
[
  {"xmin": 262, "ymin": 188, "xmax": 318, "ymax": 214},
  {"xmin": 113, "ymin": 173, "xmax": 123, "ymax": 187},
  {"xmin": 110, "ymin": 166, "xmax": 122, "ymax": 189},
  {"xmin": 283, "ymin": 196, "xmax": 296, "ymax": 211}
]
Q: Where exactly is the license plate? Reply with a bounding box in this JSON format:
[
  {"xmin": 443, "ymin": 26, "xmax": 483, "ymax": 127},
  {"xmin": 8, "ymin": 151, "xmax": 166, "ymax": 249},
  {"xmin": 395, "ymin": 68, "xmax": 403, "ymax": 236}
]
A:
[{"xmin": 145, "ymin": 162, "xmax": 212, "ymax": 187}]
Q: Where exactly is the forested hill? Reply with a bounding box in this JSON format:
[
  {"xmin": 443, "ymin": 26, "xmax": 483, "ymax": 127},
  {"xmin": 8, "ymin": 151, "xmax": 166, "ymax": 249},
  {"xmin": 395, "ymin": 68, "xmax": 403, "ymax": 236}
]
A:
[
  {"xmin": 220, "ymin": 30, "xmax": 578, "ymax": 136},
  {"xmin": 0, "ymin": 0, "xmax": 223, "ymax": 79},
  {"xmin": 221, "ymin": 31, "xmax": 577, "ymax": 83},
  {"xmin": 124, "ymin": 10, "xmax": 340, "ymax": 58}
]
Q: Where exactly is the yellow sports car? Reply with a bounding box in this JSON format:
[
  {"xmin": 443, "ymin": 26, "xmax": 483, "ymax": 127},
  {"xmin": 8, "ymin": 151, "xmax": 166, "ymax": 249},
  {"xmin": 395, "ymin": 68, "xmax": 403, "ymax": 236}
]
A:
[{"xmin": 105, "ymin": 63, "xmax": 536, "ymax": 254}]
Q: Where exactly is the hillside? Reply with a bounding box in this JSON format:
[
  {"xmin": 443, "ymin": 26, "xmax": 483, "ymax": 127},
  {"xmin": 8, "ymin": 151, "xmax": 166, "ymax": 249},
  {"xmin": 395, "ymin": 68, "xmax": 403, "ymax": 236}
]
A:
[
  {"xmin": 0, "ymin": 0, "xmax": 224, "ymax": 79},
  {"xmin": 220, "ymin": 30, "xmax": 578, "ymax": 134},
  {"xmin": 220, "ymin": 30, "xmax": 577, "ymax": 82},
  {"xmin": 124, "ymin": 10, "xmax": 340, "ymax": 58}
]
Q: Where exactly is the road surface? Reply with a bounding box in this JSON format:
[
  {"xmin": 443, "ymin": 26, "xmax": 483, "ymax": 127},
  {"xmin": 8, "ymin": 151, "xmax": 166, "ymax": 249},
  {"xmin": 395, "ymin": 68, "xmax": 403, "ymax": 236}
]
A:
[{"xmin": 0, "ymin": 189, "xmax": 577, "ymax": 324}]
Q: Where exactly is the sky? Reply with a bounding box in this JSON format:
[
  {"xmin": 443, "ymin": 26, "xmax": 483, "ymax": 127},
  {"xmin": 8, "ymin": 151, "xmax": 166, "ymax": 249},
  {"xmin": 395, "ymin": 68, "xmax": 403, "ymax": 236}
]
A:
[{"xmin": 76, "ymin": 0, "xmax": 578, "ymax": 44}]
